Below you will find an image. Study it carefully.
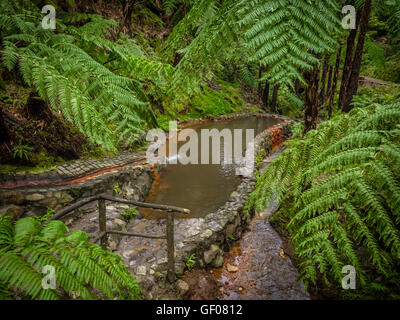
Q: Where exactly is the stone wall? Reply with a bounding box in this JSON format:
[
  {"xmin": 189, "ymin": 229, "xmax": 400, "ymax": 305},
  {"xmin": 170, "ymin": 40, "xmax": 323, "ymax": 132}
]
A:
[
  {"xmin": 0, "ymin": 113, "xmax": 293, "ymax": 279},
  {"xmin": 0, "ymin": 165, "xmax": 154, "ymax": 220}
]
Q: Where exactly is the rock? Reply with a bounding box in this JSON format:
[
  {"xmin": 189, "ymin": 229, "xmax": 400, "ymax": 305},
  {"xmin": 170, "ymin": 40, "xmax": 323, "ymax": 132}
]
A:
[
  {"xmin": 25, "ymin": 193, "xmax": 45, "ymax": 201},
  {"xmin": 136, "ymin": 265, "xmax": 147, "ymax": 276},
  {"xmin": 229, "ymin": 191, "xmax": 240, "ymax": 199},
  {"xmin": 200, "ymin": 229, "xmax": 213, "ymax": 239},
  {"xmin": 157, "ymin": 257, "xmax": 168, "ymax": 265},
  {"xmin": 225, "ymin": 223, "xmax": 236, "ymax": 237},
  {"xmin": 0, "ymin": 205, "xmax": 24, "ymax": 220},
  {"xmin": 1, "ymin": 191, "xmax": 24, "ymax": 205},
  {"xmin": 39, "ymin": 197, "xmax": 58, "ymax": 209},
  {"xmin": 204, "ymin": 244, "xmax": 220, "ymax": 264},
  {"xmin": 227, "ymin": 264, "xmax": 238, "ymax": 273},
  {"xmin": 176, "ymin": 279, "xmax": 189, "ymax": 296},
  {"xmin": 65, "ymin": 218, "xmax": 74, "ymax": 226},
  {"xmin": 211, "ymin": 254, "xmax": 224, "ymax": 268},
  {"xmin": 107, "ymin": 238, "xmax": 118, "ymax": 251},
  {"xmin": 112, "ymin": 218, "xmax": 126, "ymax": 229},
  {"xmin": 59, "ymin": 193, "xmax": 74, "ymax": 204},
  {"xmin": 136, "ymin": 211, "xmax": 144, "ymax": 219},
  {"xmin": 23, "ymin": 210, "xmax": 37, "ymax": 218}
]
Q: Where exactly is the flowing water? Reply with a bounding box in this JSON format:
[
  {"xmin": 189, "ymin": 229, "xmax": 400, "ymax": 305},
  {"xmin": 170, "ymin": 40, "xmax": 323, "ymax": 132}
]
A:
[{"xmin": 140, "ymin": 116, "xmax": 279, "ymax": 219}]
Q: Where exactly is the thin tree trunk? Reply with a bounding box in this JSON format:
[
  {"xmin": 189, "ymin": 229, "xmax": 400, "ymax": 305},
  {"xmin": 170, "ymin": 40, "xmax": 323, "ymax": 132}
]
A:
[
  {"xmin": 294, "ymin": 78, "xmax": 300, "ymax": 95},
  {"xmin": 319, "ymin": 55, "xmax": 330, "ymax": 103},
  {"xmin": 338, "ymin": 10, "xmax": 361, "ymax": 110},
  {"xmin": 271, "ymin": 84, "xmax": 279, "ymax": 113},
  {"xmin": 342, "ymin": 0, "xmax": 372, "ymax": 112},
  {"xmin": 263, "ymin": 81, "xmax": 270, "ymax": 111},
  {"xmin": 328, "ymin": 45, "xmax": 342, "ymax": 118},
  {"xmin": 326, "ymin": 65, "xmax": 333, "ymax": 99},
  {"xmin": 258, "ymin": 66, "xmax": 263, "ymax": 96},
  {"xmin": 303, "ymin": 65, "xmax": 321, "ymax": 134},
  {"xmin": 122, "ymin": 1, "xmax": 135, "ymax": 35},
  {"xmin": 0, "ymin": 105, "xmax": 9, "ymax": 143}
]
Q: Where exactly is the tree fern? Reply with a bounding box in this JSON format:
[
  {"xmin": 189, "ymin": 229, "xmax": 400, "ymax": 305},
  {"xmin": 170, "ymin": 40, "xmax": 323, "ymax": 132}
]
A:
[
  {"xmin": 0, "ymin": 1, "xmax": 174, "ymax": 149},
  {"xmin": 0, "ymin": 216, "xmax": 141, "ymax": 300},
  {"xmin": 246, "ymin": 99, "xmax": 400, "ymax": 287},
  {"xmin": 163, "ymin": 0, "xmax": 342, "ymax": 103}
]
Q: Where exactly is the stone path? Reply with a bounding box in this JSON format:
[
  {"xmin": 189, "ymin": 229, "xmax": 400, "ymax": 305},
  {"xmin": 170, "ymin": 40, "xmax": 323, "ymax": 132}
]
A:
[
  {"xmin": 215, "ymin": 202, "xmax": 309, "ymax": 300},
  {"xmin": 214, "ymin": 148, "xmax": 309, "ymax": 300},
  {"xmin": 65, "ymin": 177, "xmax": 255, "ymax": 299},
  {"xmin": 0, "ymin": 152, "xmax": 146, "ymax": 186}
]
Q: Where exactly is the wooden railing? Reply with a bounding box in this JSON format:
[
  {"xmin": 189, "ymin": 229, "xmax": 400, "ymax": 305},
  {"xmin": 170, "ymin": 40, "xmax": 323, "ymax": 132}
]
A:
[{"xmin": 47, "ymin": 192, "xmax": 190, "ymax": 282}]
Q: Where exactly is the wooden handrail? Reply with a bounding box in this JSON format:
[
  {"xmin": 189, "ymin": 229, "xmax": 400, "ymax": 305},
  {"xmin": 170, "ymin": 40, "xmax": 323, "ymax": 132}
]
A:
[
  {"xmin": 48, "ymin": 192, "xmax": 190, "ymax": 283},
  {"xmin": 48, "ymin": 192, "xmax": 190, "ymax": 221}
]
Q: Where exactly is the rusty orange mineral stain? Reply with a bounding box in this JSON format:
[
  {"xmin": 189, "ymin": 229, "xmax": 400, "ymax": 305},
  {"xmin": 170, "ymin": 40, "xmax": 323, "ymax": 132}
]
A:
[
  {"xmin": 268, "ymin": 125, "xmax": 285, "ymax": 150},
  {"xmin": 0, "ymin": 158, "xmax": 147, "ymax": 189}
]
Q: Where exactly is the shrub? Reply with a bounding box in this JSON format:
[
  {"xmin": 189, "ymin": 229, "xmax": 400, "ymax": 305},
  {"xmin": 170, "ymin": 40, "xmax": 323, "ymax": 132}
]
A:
[{"xmin": 0, "ymin": 216, "xmax": 141, "ymax": 300}]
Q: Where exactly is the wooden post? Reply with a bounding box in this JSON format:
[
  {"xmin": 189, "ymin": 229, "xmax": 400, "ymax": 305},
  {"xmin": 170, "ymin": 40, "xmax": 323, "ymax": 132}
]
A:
[
  {"xmin": 98, "ymin": 199, "xmax": 107, "ymax": 250},
  {"xmin": 166, "ymin": 211, "xmax": 175, "ymax": 283}
]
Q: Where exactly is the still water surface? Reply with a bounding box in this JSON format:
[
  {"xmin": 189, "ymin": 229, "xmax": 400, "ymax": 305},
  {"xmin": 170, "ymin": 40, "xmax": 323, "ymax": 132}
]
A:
[{"xmin": 141, "ymin": 116, "xmax": 279, "ymax": 219}]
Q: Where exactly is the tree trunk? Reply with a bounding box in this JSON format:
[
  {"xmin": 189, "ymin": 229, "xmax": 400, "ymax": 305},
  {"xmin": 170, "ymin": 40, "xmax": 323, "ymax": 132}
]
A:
[
  {"xmin": 338, "ymin": 10, "xmax": 361, "ymax": 110},
  {"xmin": 303, "ymin": 66, "xmax": 321, "ymax": 134},
  {"xmin": 326, "ymin": 65, "xmax": 333, "ymax": 99},
  {"xmin": 122, "ymin": 1, "xmax": 135, "ymax": 35},
  {"xmin": 328, "ymin": 45, "xmax": 342, "ymax": 118},
  {"xmin": 0, "ymin": 105, "xmax": 9, "ymax": 143},
  {"xmin": 258, "ymin": 66, "xmax": 263, "ymax": 96},
  {"xmin": 294, "ymin": 78, "xmax": 300, "ymax": 95},
  {"xmin": 319, "ymin": 55, "xmax": 330, "ymax": 103},
  {"xmin": 342, "ymin": 0, "xmax": 372, "ymax": 112},
  {"xmin": 263, "ymin": 81, "xmax": 270, "ymax": 111},
  {"xmin": 271, "ymin": 84, "xmax": 279, "ymax": 113}
]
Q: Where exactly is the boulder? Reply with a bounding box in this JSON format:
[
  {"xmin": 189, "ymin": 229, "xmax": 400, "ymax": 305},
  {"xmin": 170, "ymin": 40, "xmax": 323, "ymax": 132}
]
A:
[
  {"xmin": 25, "ymin": 193, "xmax": 45, "ymax": 201},
  {"xmin": 211, "ymin": 253, "xmax": 224, "ymax": 268},
  {"xmin": 176, "ymin": 279, "xmax": 189, "ymax": 296},
  {"xmin": 204, "ymin": 244, "xmax": 220, "ymax": 264}
]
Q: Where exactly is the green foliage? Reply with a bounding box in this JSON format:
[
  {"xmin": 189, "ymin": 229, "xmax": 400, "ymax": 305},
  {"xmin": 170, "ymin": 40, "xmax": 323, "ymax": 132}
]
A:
[
  {"xmin": 0, "ymin": 215, "xmax": 141, "ymax": 300},
  {"xmin": 184, "ymin": 253, "xmax": 196, "ymax": 270},
  {"xmin": 33, "ymin": 208, "xmax": 55, "ymax": 223},
  {"xmin": 190, "ymin": 84, "xmax": 242, "ymax": 117},
  {"xmin": 246, "ymin": 98, "xmax": 400, "ymax": 288},
  {"xmin": 163, "ymin": 0, "xmax": 341, "ymax": 103},
  {"xmin": 0, "ymin": 1, "xmax": 174, "ymax": 150},
  {"xmin": 255, "ymin": 149, "xmax": 266, "ymax": 167},
  {"xmin": 120, "ymin": 207, "xmax": 138, "ymax": 221},
  {"xmin": 12, "ymin": 139, "xmax": 33, "ymax": 161},
  {"xmin": 113, "ymin": 184, "xmax": 121, "ymax": 195}
]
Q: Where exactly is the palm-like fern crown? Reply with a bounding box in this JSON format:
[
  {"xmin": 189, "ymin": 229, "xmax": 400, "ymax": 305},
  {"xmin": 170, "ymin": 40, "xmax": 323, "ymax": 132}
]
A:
[
  {"xmin": 163, "ymin": 0, "xmax": 342, "ymax": 102},
  {"xmin": 0, "ymin": 215, "xmax": 141, "ymax": 300},
  {"xmin": 246, "ymin": 98, "xmax": 400, "ymax": 287},
  {"xmin": 239, "ymin": 0, "xmax": 341, "ymax": 86},
  {"xmin": 0, "ymin": 1, "xmax": 172, "ymax": 150}
]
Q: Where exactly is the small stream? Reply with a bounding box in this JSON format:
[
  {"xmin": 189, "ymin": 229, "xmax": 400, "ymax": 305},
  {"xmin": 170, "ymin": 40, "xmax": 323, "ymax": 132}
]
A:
[{"xmin": 137, "ymin": 115, "xmax": 308, "ymax": 299}]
